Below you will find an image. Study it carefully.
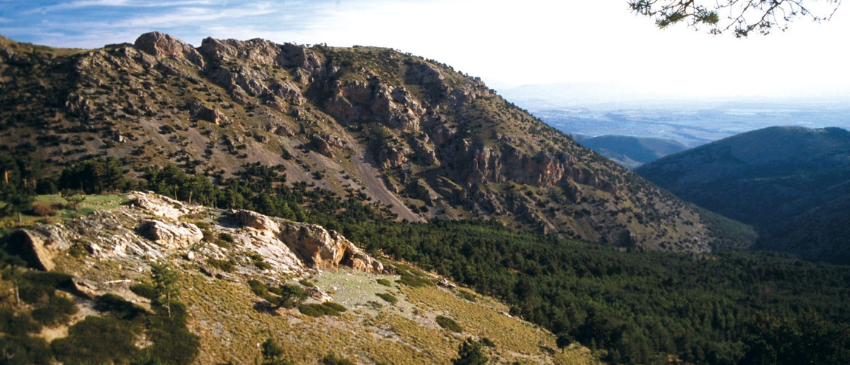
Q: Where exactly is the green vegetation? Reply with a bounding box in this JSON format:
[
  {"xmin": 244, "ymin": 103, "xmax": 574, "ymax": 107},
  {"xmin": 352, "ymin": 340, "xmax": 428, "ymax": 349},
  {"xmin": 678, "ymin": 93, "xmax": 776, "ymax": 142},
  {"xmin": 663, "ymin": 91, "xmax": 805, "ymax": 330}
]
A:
[
  {"xmin": 297, "ymin": 302, "xmax": 347, "ymax": 317},
  {"xmin": 2, "ymin": 152, "xmax": 847, "ymax": 364},
  {"xmin": 376, "ymin": 278, "xmax": 392, "ymax": 286},
  {"xmin": 321, "ymin": 352, "xmax": 356, "ymax": 365},
  {"xmin": 261, "ymin": 338, "xmax": 293, "ymax": 365},
  {"xmin": 249, "ymin": 280, "xmax": 310, "ymax": 310},
  {"xmin": 339, "ymin": 219, "xmax": 850, "ymax": 364},
  {"xmin": 376, "ymin": 292, "xmax": 398, "ymax": 304},
  {"xmin": 0, "ymin": 258, "xmax": 197, "ymax": 365},
  {"xmin": 453, "ymin": 338, "xmax": 488, "ymax": 365},
  {"xmin": 130, "ymin": 282, "xmax": 158, "ymax": 300},
  {"xmin": 436, "ymin": 315, "xmax": 463, "ymax": 333},
  {"xmin": 208, "ymin": 258, "xmax": 236, "ymax": 273}
]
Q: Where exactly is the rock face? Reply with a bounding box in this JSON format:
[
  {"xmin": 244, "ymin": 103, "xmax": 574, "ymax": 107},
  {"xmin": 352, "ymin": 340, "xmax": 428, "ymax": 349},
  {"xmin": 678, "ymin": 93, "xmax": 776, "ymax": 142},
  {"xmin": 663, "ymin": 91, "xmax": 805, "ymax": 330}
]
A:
[
  {"xmin": 134, "ymin": 31, "xmax": 205, "ymax": 67},
  {"xmin": 233, "ymin": 210, "xmax": 383, "ymax": 273}
]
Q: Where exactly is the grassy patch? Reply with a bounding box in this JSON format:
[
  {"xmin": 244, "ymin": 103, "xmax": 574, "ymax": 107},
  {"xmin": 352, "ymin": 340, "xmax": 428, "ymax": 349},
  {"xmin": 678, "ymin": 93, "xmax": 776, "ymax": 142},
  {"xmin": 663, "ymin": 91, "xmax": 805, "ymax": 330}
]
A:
[{"xmin": 376, "ymin": 278, "xmax": 392, "ymax": 286}]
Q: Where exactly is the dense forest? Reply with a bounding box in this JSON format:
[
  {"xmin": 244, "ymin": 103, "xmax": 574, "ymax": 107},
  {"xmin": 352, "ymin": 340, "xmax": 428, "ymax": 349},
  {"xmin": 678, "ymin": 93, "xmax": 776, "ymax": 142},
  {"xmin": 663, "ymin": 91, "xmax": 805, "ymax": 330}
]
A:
[{"xmin": 2, "ymin": 154, "xmax": 850, "ymax": 364}]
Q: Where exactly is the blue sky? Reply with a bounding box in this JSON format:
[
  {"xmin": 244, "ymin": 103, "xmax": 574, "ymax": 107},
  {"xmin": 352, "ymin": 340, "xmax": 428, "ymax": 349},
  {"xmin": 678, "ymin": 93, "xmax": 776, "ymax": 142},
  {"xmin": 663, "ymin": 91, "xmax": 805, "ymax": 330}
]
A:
[{"xmin": 2, "ymin": 0, "xmax": 850, "ymax": 102}]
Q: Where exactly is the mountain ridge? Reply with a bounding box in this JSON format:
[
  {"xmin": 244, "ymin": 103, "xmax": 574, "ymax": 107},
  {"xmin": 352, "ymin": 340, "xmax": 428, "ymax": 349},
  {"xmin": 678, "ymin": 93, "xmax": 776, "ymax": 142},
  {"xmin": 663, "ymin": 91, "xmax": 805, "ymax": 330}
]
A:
[
  {"xmin": 636, "ymin": 126, "xmax": 850, "ymax": 263},
  {"xmin": 0, "ymin": 31, "xmax": 749, "ymax": 252}
]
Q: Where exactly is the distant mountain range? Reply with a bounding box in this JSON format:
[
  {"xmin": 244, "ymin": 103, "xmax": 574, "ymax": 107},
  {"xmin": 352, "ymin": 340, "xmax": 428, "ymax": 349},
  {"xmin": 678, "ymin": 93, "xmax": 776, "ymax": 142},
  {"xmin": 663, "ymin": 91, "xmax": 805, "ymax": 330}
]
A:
[
  {"xmin": 636, "ymin": 126, "xmax": 850, "ymax": 263},
  {"xmin": 574, "ymin": 135, "xmax": 689, "ymax": 169}
]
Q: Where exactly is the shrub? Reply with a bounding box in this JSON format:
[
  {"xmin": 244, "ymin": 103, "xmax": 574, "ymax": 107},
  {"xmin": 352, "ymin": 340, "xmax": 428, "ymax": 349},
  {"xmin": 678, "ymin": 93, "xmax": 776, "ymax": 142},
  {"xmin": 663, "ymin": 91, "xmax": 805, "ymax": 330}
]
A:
[
  {"xmin": 207, "ymin": 259, "xmax": 235, "ymax": 273},
  {"xmin": 219, "ymin": 232, "xmax": 234, "ymax": 242},
  {"xmin": 297, "ymin": 303, "xmax": 327, "ymax": 317},
  {"xmin": 321, "ymin": 302, "xmax": 347, "ymax": 313},
  {"xmin": 321, "ymin": 352, "xmax": 355, "ymax": 365},
  {"xmin": 201, "ymin": 229, "xmax": 215, "ymax": 242},
  {"xmin": 130, "ymin": 283, "xmax": 158, "ymax": 300},
  {"xmin": 0, "ymin": 335, "xmax": 52, "ymax": 365},
  {"xmin": 31, "ymin": 295, "xmax": 78, "ymax": 326},
  {"xmin": 254, "ymin": 260, "xmax": 272, "ymax": 270},
  {"xmin": 298, "ymin": 279, "xmax": 316, "ymax": 288},
  {"xmin": 376, "ymin": 292, "xmax": 398, "ymax": 304},
  {"xmin": 436, "ymin": 315, "xmax": 463, "ymax": 333},
  {"xmin": 0, "ymin": 309, "xmax": 42, "ymax": 336},
  {"xmin": 376, "ymin": 278, "xmax": 392, "ymax": 286},
  {"xmin": 94, "ymin": 293, "xmax": 146, "ymax": 321},
  {"xmin": 297, "ymin": 302, "xmax": 346, "ymax": 317},
  {"xmin": 31, "ymin": 202, "xmax": 54, "ymax": 217},
  {"xmin": 51, "ymin": 316, "xmax": 140, "ymax": 365}
]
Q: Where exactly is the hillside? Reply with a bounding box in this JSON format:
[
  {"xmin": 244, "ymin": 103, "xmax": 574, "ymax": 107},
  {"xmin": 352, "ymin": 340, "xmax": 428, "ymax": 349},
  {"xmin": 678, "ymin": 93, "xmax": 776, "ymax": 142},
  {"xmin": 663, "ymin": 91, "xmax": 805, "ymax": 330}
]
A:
[
  {"xmin": 636, "ymin": 126, "xmax": 850, "ymax": 263},
  {"xmin": 0, "ymin": 32, "xmax": 748, "ymax": 252},
  {"xmin": 574, "ymin": 135, "xmax": 689, "ymax": 169},
  {"xmin": 0, "ymin": 192, "xmax": 596, "ymax": 365}
]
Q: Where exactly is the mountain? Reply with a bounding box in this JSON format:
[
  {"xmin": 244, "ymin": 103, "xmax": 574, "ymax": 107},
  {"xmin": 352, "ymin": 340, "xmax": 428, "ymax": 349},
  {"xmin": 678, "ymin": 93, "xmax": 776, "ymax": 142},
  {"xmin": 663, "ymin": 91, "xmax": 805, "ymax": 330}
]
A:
[
  {"xmin": 0, "ymin": 192, "xmax": 595, "ymax": 364},
  {"xmin": 573, "ymin": 135, "xmax": 689, "ymax": 169},
  {"xmin": 0, "ymin": 32, "xmax": 748, "ymax": 252},
  {"xmin": 636, "ymin": 126, "xmax": 850, "ymax": 263}
]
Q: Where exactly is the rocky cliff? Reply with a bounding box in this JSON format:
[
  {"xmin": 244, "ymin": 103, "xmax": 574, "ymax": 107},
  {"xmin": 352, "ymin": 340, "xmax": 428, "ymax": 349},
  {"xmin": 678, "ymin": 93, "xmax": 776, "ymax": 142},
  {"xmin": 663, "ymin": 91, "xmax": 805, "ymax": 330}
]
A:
[{"xmin": 0, "ymin": 32, "xmax": 739, "ymax": 252}]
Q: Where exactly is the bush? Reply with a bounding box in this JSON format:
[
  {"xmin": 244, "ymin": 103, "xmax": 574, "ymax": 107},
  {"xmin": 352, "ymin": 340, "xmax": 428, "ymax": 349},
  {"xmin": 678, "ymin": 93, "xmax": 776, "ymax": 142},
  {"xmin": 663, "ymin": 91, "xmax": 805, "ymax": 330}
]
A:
[
  {"xmin": 31, "ymin": 295, "xmax": 78, "ymax": 326},
  {"xmin": 0, "ymin": 309, "xmax": 42, "ymax": 336},
  {"xmin": 254, "ymin": 260, "xmax": 272, "ymax": 270},
  {"xmin": 207, "ymin": 259, "xmax": 235, "ymax": 273},
  {"xmin": 321, "ymin": 352, "xmax": 355, "ymax": 365},
  {"xmin": 376, "ymin": 292, "xmax": 398, "ymax": 304},
  {"xmin": 51, "ymin": 316, "xmax": 140, "ymax": 365},
  {"xmin": 130, "ymin": 283, "xmax": 158, "ymax": 300},
  {"xmin": 219, "ymin": 232, "xmax": 234, "ymax": 242},
  {"xmin": 321, "ymin": 302, "xmax": 347, "ymax": 313},
  {"xmin": 31, "ymin": 202, "xmax": 54, "ymax": 217},
  {"xmin": 297, "ymin": 302, "xmax": 346, "ymax": 317},
  {"xmin": 377, "ymin": 278, "xmax": 392, "ymax": 286},
  {"xmin": 436, "ymin": 315, "xmax": 463, "ymax": 333},
  {"xmin": 94, "ymin": 293, "xmax": 146, "ymax": 321},
  {"xmin": 298, "ymin": 279, "xmax": 316, "ymax": 288},
  {"xmin": 0, "ymin": 335, "xmax": 52, "ymax": 365}
]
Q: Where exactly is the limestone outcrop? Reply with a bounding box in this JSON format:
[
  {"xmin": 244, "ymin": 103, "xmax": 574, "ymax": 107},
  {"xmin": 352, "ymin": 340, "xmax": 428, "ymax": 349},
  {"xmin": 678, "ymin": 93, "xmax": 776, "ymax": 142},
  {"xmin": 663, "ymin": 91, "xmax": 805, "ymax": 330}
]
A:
[
  {"xmin": 233, "ymin": 210, "xmax": 384, "ymax": 274},
  {"xmin": 2, "ymin": 192, "xmax": 382, "ymax": 276},
  {"xmin": 134, "ymin": 31, "xmax": 205, "ymax": 67}
]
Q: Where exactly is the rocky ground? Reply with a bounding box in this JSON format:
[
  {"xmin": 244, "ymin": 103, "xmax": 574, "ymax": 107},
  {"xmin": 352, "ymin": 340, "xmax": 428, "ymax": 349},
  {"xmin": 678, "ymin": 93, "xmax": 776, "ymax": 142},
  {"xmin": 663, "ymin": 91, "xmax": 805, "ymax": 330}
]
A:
[{"xmin": 3, "ymin": 192, "xmax": 599, "ymax": 364}]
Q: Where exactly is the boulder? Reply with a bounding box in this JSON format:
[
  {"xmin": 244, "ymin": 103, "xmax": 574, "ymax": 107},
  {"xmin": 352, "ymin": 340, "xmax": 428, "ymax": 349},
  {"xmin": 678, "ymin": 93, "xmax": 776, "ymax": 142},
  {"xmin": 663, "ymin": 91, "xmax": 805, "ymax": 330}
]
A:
[
  {"xmin": 1, "ymin": 227, "xmax": 71, "ymax": 271},
  {"xmin": 138, "ymin": 220, "xmax": 203, "ymax": 249}
]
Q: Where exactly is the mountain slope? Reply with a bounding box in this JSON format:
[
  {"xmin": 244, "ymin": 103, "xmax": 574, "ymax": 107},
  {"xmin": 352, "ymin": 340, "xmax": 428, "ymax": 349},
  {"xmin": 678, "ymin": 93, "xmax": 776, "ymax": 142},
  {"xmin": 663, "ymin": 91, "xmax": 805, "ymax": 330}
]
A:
[
  {"xmin": 574, "ymin": 135, "xmax": 689, "ymax": 169},
  {"xmin": 636, "ymin": 126, "xmax": 850, "ymax": 263},
  {"xmin": 0, "ymin": 32, "xmax": 743, "ymax": 252},
  {"xmin": 0, "ymin": 192, "xmax": 595, "ymax": 364}
]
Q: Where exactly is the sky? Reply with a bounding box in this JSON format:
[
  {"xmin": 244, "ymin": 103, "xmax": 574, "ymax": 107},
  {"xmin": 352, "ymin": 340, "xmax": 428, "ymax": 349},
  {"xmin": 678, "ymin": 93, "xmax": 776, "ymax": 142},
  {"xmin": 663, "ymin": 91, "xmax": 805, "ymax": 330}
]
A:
[{"xmin": 2, "ymin": 0, "xmax": 849, "ymax": 102}]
